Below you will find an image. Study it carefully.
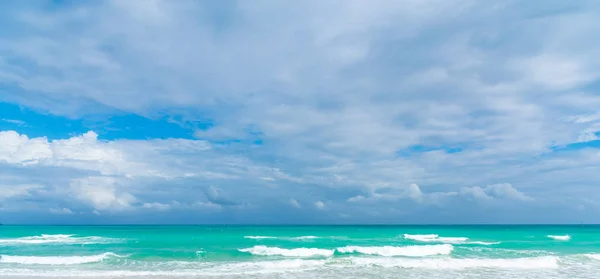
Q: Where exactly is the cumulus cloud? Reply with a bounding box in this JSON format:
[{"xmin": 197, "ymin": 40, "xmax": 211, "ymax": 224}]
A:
[
  {"xmin": 69, "ymin": 177, "xmax": 136, "ymax": 211},
  {"xmin": 460, "ymin": 184, "xmax": 533, "ymax": 202},
  {"xmin": 0, "ymin": 130, "xmax": 210, "ymax": 178}
]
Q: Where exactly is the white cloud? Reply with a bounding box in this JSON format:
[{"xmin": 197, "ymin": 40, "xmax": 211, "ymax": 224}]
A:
[
  {"xmin": 0, "ymin": 183, "xmax": 43, "ymax": 199},
  {"xmin": 142, "ymin": 202, "xmax": 171, "ymax": 211},
  {"xmin": 69, "ymin": 177, "xmax": 136, "ymax": 211},
  {"xmin": 1, "ymin": 119, "xmax": 26, "ymax": 126},
  {"xmin": 484, "ymin": 183, "xmax": 534, "ymax": 202},
  {"xmin": 289, "ymin": 198, "xmax": 301, "ymax": 208},
  {"xmin": 460, "ymin": 183, "xmax": 533, "ymax": 202},
  {"xmin": 347, "ymin": 195, "xmax": 366, "ymax": 202},
  {"xmin": 314, "ymin": 201, "xmax": 326, "ymax": 210},
  {"xmin": 520, "ymin": 54, "xmax": 599, "ymax": 90},
  {"xmin": 49, "ymin": 207, "xmax": 74, "ymax": 215}
]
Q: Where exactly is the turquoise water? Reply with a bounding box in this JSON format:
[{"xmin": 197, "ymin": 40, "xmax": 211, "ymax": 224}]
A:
[{"xmin": 1, "ymin": 225, "xmax": 600, "ymax": 278}]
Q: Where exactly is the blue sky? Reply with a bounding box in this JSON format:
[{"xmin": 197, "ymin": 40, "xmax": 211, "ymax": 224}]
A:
[{"xmin": 1, "ymin": 0, "xmax": 600, "ymax": 224}]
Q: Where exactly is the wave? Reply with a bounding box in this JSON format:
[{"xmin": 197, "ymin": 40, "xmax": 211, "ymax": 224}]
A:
[
  {"xmin": 0, "ymin": 259, "xmax": 326, "ymax": 277},
  {"xmin": 0, "ymin": 234, "xmax": 121, "ymax": 245},
  {"xmin": 403, "ymin": 234, "xmax": 439, "ymax": 240},
  {"xmin": 0, "ymin": 252, "xmax": 122, "ymax": 265},
  {"xmin": 337, "ymin": 244, "xmax": 453, "ymax": 257},
  {"xmin": 245, "ymin": 236, "xmax": 276, "ymax": 239},
  {"xmin": 348, "ymin": 256, "xmax": 559, "ymax": 269},
  {"xmin": 403, "ymin": 234, "xmax": 498, "ymax": 245},
  {"xmin": 547, "ymin": 235, "xmax": 571, "ymax": 241},
  {"xmin": 468, "ymin": 241, "xmax": 501, "ymax": 245},
  {"xmin": 403, "ymin": 234, "xmax": 467, "ymax": 243},
  {"xmin": 0, "ymin": 256, "xmax": 559, "ymax": 275},
  {"xmin": 586, "ymin": 254, "xmax": 600, "ymax": 261},
  {"xmin": 244, "ymin": 236, "xmax": 319, "ymax": 241},
  {"xmin": 239, "ymin": 246, "xmax": 334, "ymax": 257}
]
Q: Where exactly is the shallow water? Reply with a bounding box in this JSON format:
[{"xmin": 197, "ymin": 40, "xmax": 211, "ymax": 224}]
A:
[{"xmin": 0, "ymin": 225, "xmax": 599, "ymax": 278}]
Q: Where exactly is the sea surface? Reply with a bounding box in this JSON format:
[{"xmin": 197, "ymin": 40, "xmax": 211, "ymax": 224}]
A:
[{"xmin": 1, "ymin": 225, "xmax": 600, "ymax": 278}]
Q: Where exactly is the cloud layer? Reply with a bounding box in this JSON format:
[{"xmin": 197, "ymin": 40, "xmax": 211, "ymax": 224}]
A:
[{"xmin": 1, "ymin": 0, "xmax": 600, "ymax": 223}]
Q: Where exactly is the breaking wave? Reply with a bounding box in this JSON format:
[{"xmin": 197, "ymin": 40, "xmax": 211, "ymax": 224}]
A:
[
  {"xmin": 337, "ymin": 244, "xmax": 453, "ymax": 257},
  {"xmin": 403, "ymin": 234, "xmax": 498, "ymax": 245},
  {"xmin": 0, "ymin": 234, "xmax": 121, "ymax": 245},
  {"xmin": 238, "ymin": 246, "xmax": 334, "ymax": 257},
  {"xmin": 547, "ymin": 235, "xmax": 571, "ymax": 241},
  {"xmin": 0, "ymin": 253, "xmax": 122, "ymax": 265},
  {"xmin": 244, "ymin": 236, "xmax": 319, "ymax": 240},
  {"xmin": 586, "ymin": 254, "xmax": 600, "ymax": 261}
]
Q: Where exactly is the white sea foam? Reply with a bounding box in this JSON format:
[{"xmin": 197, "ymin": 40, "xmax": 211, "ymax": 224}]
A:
[
  {"xmin": 403, "ymin": 234, "xmax": 440, "ymax": 241},
  {"xmin": 337, "ymin": 244, "xmax": 453, "ymax": 257},
  {"xmin": 245, "ymin": 236, "xmax": 277, "ymax": 239},
  {"xmin": 244, "ymin": 236, "xmax": 319, "ymax": 240},
  {"xmin": 586, "ymin": 254, "xmax": 600, "ymax": 261},
  {"xmin": 0, "ymin": 256, "xmax": 560, "ymax": 277},
  {"xmin": 547, "ymin": 235, "xmax": 571, "ymax": 241},
  {"xmin": 0, "ymin": 234, "xmax": 120, "ymax": 245},
  {"xmin": 404, "ymin": 234, "xmax": 468, "ymax": 243},
  {"xmin": 239, "ymin": 246, "xmax": 334, "ymax": 257},
  {"xmin": 468, "ymin": 241, "xmax": 501, "ymax": 245},
  {"xmin": 349, "ymin": 256, "xmax": 559, "ymax": 269},
  {"xmin": 0, "ymin": 259, "xmax": 326, "ymax": 277},
  {"xmin": 402, "ymin": 234, "xmax": 498, "ymax": 245},
  {"xmin": 0, "ymin": 252, "xmax": 122, "ymax": 265},
  {"xmin": 406, "ymin": 234, "xmax": 463, "ymax": 243}
]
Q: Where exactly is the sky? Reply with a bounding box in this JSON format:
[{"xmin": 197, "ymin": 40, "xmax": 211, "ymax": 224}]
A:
[{"xmin": 1, "ymin": 0, "xmax": 600, "ymax": 224}]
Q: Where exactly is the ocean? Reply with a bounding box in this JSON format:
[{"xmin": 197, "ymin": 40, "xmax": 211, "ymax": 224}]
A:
[{"xmin": 0, "ymin": 225, "xmax": 599, "ymax": 278}]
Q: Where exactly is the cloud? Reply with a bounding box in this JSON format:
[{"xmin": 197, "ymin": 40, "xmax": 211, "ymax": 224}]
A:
[
  {"xmin": 460, "ymin": 183, "xmax": 533, "ymax": 202},
  {"xmin": 69, "ymin": 177, "xmax": 136, "ymax": 211},
  {"xmin": 314, "ymin": 201, "xmax": 326, "ymax": 210},
  {"xmin": 1, "ymin": 1, "xmax": 600, "ymax": 223},
  {"xmin": 142, "ymin": 202, "xmax": 171, "ymax": 211},
  {"xmin": 49, "ymin": 207, "xmax": 74, "ymax": 215},
  {"xmin": 347, "ymin": 183, "xmax": 531, "ymax": 206},
  {"xmin": 1, "ymin": 119, "xmax": 26, "ymax": 126},
  {"xmin": 289, "ymin": 198, "xmax": 301, "ymax": 208},
  {"xmin": 0, "ymin": 183, "xmax": 43, "ymax": 199},
  {"xmin": 204, "ymin": 186, "xmax": 239, "ymax": 206},
  {"xmin": 347, "ymin": 195, "xmax": 366, "ymax": 203}
]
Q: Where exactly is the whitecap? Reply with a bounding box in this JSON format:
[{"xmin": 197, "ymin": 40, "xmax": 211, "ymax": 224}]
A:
[
  {"xmin": 403, "ymin": 234, "xmax": 439, "ymax": 241},
  {"xmin": 403, "ymin": 234, "xmax": 468, "ymax": 244},
  {"xmin": 547, "ymin": 235, "xmax": 571, "ymax": 241},
  {"xmin": 467, "ymin": 241, "xmax": 501, "ymax": 245},
  {"xmin": 337, "ymin": 244, "xmax": 453, "ymax": 257},
  {"xmin": 244, "ymin": 236, "xmax": 277, "ymax": 239},
  {"xmin": 403, "ymin": 234, "xmax": 498, "ymax": 245},
  {"xmin": 0, "ymin": 234, "xmax": 121, "ymax": 245},
  {"xmin": 238, "ymin": 246, "xmax": 334, "ymax": 257},
  {"xmin": 244, "ymin": 236, "xmax": 319, "ymax": 241}
]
